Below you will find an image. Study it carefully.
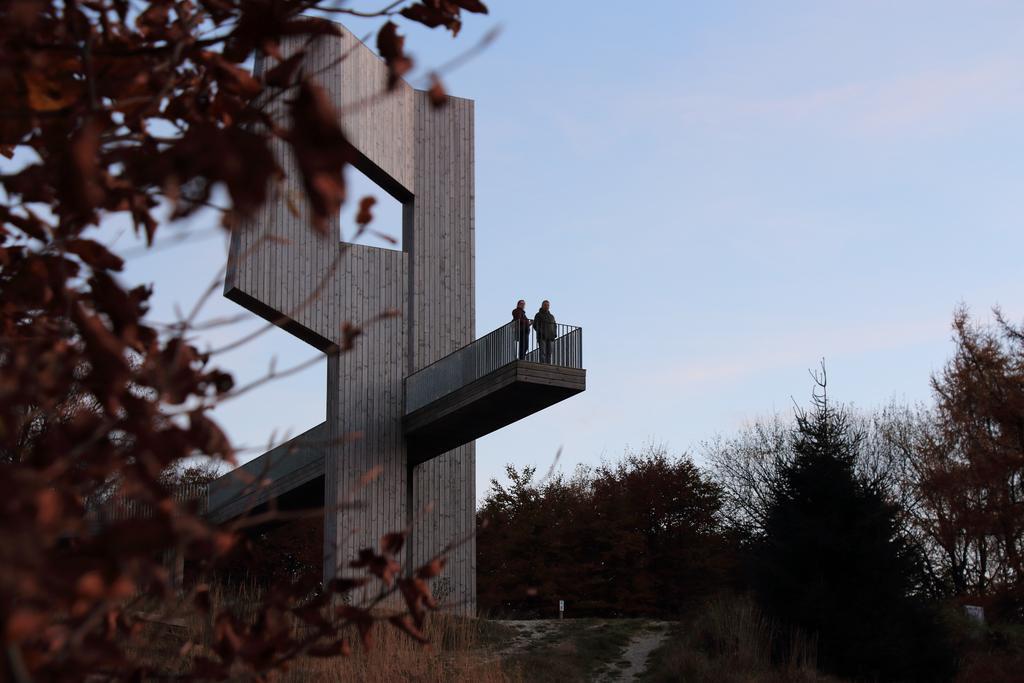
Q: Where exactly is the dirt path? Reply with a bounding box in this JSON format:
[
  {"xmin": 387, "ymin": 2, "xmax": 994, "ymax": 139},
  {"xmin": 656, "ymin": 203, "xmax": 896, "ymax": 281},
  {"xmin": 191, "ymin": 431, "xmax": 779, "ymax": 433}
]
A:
[
  {"xmin": 596, "ymin": 621, "xmax": 671, "ymax": 682},
  {"xmin": 494, "ymin": 619, "xmax": 562, "ymax": 656}
]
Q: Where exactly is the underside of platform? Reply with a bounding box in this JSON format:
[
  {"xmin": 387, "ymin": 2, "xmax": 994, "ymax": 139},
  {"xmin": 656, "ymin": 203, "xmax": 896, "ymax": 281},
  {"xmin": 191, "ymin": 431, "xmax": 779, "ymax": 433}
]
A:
[
  {"xmin": 404, "ymin": 361, "xmax": 586, "ymax": 464},
  {"xmin": 207, "ymin": 423, "xmax": 327, "ymax": 524}
]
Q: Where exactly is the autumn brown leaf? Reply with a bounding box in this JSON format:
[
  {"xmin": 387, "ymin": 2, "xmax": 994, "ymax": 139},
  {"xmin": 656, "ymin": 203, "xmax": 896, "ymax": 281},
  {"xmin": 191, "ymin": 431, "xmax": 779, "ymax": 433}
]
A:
[
  {"xmin": 399, "ymin": 1, "xmax": 486, "ymax": 35},
  {"xmin": 289, "ymin": 82, "xmax": 353, "ymax": 232},
  {"xmin": 415, "ymin": 557, "xmax": 446, "ymax": 579},
  {"xmin": 66, "ymin": 238, "xmax": 125, "ymax": 272},
  {"xmin": 355, "ymin": 195, "xmax": 376, "ymax": 227},
  {"xmin": 135, "ymin": 1, "xmax": 171, "ymax": 38},
  {"xmin": 396, "ymin": 576, "xmax": 438, "ymax": 628},
  {"xmin": 200, "ymin": 52, "xmax": 264, "ymax": 99},
  {"xmin": 349, "ymin": 547, "xmax": 401, "ymax": 586},
  {"xmin": 339, "ymin": 320, "xmax": 362, "ymax": 351},
  {"xmin": 0, "ymin": 3, "xmax": 488, "ymax": 678},
  {"xmin": 63, "ymin": 118, "xmax": 106, "ymax": 220},
  {"xmin": 377, "ymin": 21, "xmax": 413, "ymax": 89},
  {"xmin": 188, "ymin": 411, "xmax": 235, "ymax": 463},
  {"xmin": 5, "ymin": 609, "xmax": 46, "ymax": 642},
  {"xmin": 381, "ymin": 531, "xmax": 405, "ymax": 555},
  {"xmin": 427, "ymin": 73, "xmax": 447, "ymax": 108},
  {"xmin": 264, "ymin": 51, "xmax": 306, "ymax": 88},
  {"xmin": 24, "ymin": 57, "xmax": 82, "ymax": 111},
  {"xmin": 453, "ymin": 0, "xmax": 490, "ymax": 13}
]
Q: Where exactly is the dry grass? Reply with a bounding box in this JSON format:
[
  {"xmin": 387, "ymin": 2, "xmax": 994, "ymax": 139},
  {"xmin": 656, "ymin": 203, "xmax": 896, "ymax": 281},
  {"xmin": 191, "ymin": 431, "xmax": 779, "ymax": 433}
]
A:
[
  {"xmin": 950, "ymin": 614, "xmax": 1024, "ymax": 683},
  {"xmin": 284, "ymin": 613, "xmax": 521, "ymax": 682},
  {"xmin": 641, "ymin": 596, "xmax": 838, "ymax": 683},
  {"xmin": 126, "ymin": 582, "xmax": 1024, "ymax": 682},
  {"xmin": 127, "ymin": 581, "xmax": 524, "ymax": 682},
  {"xmin": 127, "ymin": 581, "xmax": 264, "ymax": 678}
]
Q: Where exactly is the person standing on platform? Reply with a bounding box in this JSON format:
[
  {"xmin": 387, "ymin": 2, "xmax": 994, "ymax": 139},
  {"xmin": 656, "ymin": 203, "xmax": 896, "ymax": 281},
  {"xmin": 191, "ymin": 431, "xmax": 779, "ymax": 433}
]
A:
[
  {"xmin": 513, "ymin": 299, "xmax": 531, "ymax": 360},
  {"xmin": 534, "ymin": 300, "xmax": 557, "ymax": 364}
]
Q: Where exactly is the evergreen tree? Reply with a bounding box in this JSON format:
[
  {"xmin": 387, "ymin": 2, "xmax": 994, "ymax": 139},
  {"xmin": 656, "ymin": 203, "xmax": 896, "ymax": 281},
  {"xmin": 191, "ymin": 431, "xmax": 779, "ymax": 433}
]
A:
[{"xmin": 754, "ymin": 370, "xmax": 955, "ymax": 682}]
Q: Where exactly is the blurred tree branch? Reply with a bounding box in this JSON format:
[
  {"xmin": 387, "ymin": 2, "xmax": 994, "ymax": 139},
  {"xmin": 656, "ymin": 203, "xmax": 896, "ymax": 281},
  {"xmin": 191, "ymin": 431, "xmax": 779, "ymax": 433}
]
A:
[{"xmin": 0, "ymin": 0, "xmax": 490, "ymax": 679}]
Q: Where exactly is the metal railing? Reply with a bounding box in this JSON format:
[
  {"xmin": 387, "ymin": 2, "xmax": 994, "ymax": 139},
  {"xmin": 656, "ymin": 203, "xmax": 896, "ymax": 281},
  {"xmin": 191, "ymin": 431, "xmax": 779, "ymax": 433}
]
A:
[
  {"xmin": 405, "ymin": 319, "xmax": 583, "ymax": 414},
  {"xmin": 88, "ymin": 483, "xmax": 210, "ymax": 527}
]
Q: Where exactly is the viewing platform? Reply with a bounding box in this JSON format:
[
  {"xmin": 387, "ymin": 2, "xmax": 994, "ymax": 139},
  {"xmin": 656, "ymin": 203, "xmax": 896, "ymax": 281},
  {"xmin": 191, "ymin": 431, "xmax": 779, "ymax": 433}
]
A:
[
  {"xmin": 404, "ymin": 321, "xmax": 586, "ymax": 463},
  {"xmin": 204, "ymin": 322, "xmax": 585, "ymax": 524}
]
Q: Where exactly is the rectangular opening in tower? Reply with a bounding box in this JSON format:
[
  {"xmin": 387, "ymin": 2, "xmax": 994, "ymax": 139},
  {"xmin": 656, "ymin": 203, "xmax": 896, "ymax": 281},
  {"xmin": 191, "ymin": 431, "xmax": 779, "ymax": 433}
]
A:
[{"xmin": 340, "ymin": 165, "xmax": 405, "ymax": 251}]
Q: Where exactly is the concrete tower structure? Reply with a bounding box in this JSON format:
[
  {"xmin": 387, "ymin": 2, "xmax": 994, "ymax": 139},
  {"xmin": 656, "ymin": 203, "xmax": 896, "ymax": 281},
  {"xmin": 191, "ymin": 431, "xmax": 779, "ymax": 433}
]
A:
[{"xmin": 210, "ymin": 26, "xmax": 585, "ymax": 615}]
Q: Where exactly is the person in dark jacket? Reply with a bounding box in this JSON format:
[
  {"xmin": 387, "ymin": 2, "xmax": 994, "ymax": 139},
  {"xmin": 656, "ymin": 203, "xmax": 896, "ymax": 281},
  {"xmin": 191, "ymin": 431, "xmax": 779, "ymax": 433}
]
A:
[
  {"xmin": 512, "ymin": 299, "xmax": 531, "ymax": 360},
  {"xmin": 534, "ymin": 300, "xmax": 556, "ymax": 363}
]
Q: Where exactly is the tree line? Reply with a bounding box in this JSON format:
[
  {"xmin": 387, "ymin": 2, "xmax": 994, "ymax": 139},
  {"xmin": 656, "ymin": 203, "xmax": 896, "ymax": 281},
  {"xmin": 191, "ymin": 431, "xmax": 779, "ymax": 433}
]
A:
[{"xmin": 477, "ymin": 306, "xmax": 1024, "ymax": 682}]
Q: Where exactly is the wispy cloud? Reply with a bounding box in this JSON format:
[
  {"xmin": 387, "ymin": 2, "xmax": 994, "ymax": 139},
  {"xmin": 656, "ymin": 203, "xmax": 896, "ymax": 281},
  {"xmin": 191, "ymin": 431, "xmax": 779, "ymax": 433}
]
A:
[
  {"xmin": 652, "ymin": 315, "xmax": 951, "ymax": 388},
  {"xmin": 758, "ymin": 56, "xmax": 1024, "ymax": 136},
  {"xmin": 610, "ymin": 54, "xmax": 1024, "ymax": 141}
]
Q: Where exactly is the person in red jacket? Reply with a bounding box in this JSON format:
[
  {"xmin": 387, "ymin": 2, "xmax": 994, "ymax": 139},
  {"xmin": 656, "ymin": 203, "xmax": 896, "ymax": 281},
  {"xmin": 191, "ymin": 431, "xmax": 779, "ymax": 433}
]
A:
[{"xmin": 512, "ymin": 299, "xmax": 531, "ymax": 360}]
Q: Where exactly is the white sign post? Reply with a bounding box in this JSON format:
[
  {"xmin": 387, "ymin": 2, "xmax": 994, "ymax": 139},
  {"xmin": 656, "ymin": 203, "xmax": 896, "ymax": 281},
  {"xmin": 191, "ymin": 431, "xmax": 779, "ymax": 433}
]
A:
[{"xmin": 559, "ymin": 600, "xmax": 565, "ymax": 620}]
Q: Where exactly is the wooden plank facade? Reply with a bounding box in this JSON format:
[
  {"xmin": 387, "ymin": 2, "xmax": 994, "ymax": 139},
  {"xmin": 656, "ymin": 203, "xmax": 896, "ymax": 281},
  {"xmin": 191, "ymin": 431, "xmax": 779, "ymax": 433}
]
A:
[{"xmin": 222, "ymin": 26, "xmax": 478, "ymax": 613}]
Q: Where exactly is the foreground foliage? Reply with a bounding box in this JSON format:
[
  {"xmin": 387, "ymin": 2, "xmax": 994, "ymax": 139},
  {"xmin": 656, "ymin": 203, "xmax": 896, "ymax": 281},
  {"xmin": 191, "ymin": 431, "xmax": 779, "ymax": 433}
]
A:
[
  {"xmin": 133, "ymin": 583, "xmax": 522, "ymax": 682},
  {"xmin": 0, "ymin": 1, "xmax": 489, "ymax": 679}
]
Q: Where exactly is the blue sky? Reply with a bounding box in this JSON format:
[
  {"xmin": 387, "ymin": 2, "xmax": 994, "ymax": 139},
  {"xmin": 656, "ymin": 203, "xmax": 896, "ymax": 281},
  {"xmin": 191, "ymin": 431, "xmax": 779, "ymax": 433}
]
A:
[{"xmin": 96, "ymin": 2, "xmax": 1024, "ymax": 498}]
